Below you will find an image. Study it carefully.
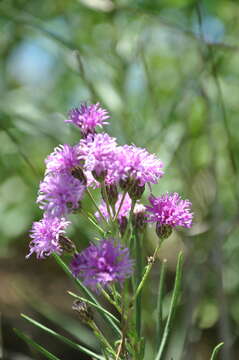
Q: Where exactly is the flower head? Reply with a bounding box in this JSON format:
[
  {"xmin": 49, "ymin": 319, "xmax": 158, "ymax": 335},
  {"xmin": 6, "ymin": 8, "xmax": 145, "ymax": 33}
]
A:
[
  {"xmin": 146, "ymin": 193, "xmax": 193, "ymax": 228},
  {"xmin": 79, "ymin": 133, "xmax": 118, "ymax": 181},
  {"xmin": 45, "ymin": 144, "xmax": 80, "ymax": 174},
  {"xmin": 27, "ymin": 215, "xmax": 70, "ymax": 259},
  {"xmin": 66, "ymin": 103, "xmax": 110, "ymax": 136},
  {"xmin": 114, "ymin": 145, "xmax": 164, "ymax": 187},
  {"xmin": 70, "ymin": 239, "xmax": 133, "ymax": 291},
  {"xmin": 37, "ymin": 172, "xmax": 85, "ymax": 217}
]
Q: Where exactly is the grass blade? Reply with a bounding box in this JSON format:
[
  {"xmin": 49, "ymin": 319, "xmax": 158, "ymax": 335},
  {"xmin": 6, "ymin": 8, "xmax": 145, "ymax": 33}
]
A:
[
  {"xmin": 14, "ymin": 328, "xmax": 61, "ymax": 360},
  {"xmin": 155, "ymin": 252, "xmax": 184, "ymax": 360},
  {"xmin": 53, "ymin": 254, "xmax": 121, "ymax": 337},
  {"xmin": 21, "ymin": 313, "xmax": 104, "ymax": 360},
  {"xmin": 210, "ymin": 342, "xmax": 224, "ymax": 360}
]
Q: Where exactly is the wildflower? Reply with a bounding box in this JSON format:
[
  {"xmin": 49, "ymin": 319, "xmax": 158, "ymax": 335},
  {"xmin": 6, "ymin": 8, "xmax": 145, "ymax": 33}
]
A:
[
  {"xmin": 66, "ymin": 103, "xmax": 110, "ymax": 136},
  {"xmin": 27, "ymin": 215, "xmax": 70, "ymax": 259},
  {"xmin": 146, "ymin": 193, "xmax": 193, "ymax": 235},
  {"xmin": 70, "ymin": 239, "xmax": 133, "ymax": 291},
  {"xmin": 45, "ymin": 144, "xmax": 80, "ymax": 174},
  {"xmin": 114, "ymin": 145, "xmax": 164, "ymax": 188},
  {"xmin": 37, "ymin": 172, "xmax": 85, "ymax": 217},
  {"xmin": 79, "ymin": 133, "xmax": 118, "ymax": 182}
]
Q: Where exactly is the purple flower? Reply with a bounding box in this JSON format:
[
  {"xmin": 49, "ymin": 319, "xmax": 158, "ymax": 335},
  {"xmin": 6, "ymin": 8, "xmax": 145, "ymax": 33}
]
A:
[
  {"xmin": 66, "ymin": 103, "xmax": 110, "ymax": 136},
  {"xmin": 70, "ymin": 239, "xmax": 133, "ymax": 291},
  {"xmin": 27, "ymin": 215, "xmax": 70, "ymax": 259},
  {"xmin": 79, "ymin": 133, "xmax": 118, "ymax": 181},
  {"xmin": 45, "ymin": 144, "xmax": 80, "ymax": 174},
  {"xmin": 37, "ymin": 172, "xmax": 85, "ymax": 217},
  {"xmin": 146, "ymin": 193, "xmax": 193, "ymax": 228},
  {"xmin": 95, "ymin": 193, "xmax": 132, "ymax": 223},
  {"xmin": 113, "ymin": 145, "xmax": 164, "ymax": 187}
]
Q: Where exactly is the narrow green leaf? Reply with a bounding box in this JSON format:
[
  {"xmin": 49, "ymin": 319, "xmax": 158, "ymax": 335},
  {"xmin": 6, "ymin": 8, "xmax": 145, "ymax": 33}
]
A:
[
  {"xmin": 155, "ymin": 252, "xmax": 184, "ymax": 360},
  {"xmin": 68, "ymin": 291, "xmax": 120, "ymax": 324},
  {"xmin": 156, "ymin": 259, "xmax": 167, "ymax": 349},
  {"xmin": 14, "ymin": 328, "xmax": 61, "ymax": 360},
  {"xmin": 21, "ymin": 314, "xmax": 104, "ymax": 360},
  {"xmin": 134, "ymin": 230, "xmax": 143, "ymax": 339},
  {"xmin": 53, "ymin": 254, "xmax": 121, "ymax": 336},
  {"xmin": 210, "ymin": 342, "xmax": 224, "ymax": 360}
]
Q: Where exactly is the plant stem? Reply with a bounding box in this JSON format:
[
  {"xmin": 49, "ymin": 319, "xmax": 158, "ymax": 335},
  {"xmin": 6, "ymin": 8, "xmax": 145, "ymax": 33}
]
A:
[
  {"xmin": 155, "ymin": 252, "xmax": 184, "ymax": 360},
  {"xmin": 156, "ymin": 259, "xmax": 167, "ymax": 350},
  {"xmin": 86, "ymin": 189, "xmax": 108, "ymax": 225},
  {"xmin": 210, "ymin": 342, "xmax": 224, "ymax": 360}
]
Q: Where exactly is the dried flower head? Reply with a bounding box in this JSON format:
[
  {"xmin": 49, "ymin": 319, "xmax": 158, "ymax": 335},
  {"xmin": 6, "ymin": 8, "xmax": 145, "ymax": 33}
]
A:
[
  {"xmin": 27, "ymin": 215, "xmax": 70, "ymax": 259},
  {"xmin": 70, "ymin": 239, "xmax": 133, "ymax": 291},
  {"xmin": 66, "ymin": 103, "xmax": 110, "ymax": 136}
]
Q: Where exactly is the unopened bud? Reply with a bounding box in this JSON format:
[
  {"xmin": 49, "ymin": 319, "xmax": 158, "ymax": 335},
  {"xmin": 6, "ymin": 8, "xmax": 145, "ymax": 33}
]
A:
[
  {"xmin": 58, "ymin": 235, "xmax": 76, "ymax": 253},
  {"xmin": 72, "ymin": 299, "xmax": 93, "ymax": 324},
  {"xmin": 119, "ymin": 216, "xmax": 128, "ymax": 236},
  {"xmin": 71, "ymin": 166, "xmax": 87, "ymax": 185},
  {"xmin": 156, "ymin": 223, "xmax": 172, "ymax": 240},
  {"xmin": 101, "ymin": 184, "xmax": 118, "ymax": 206},
  {"xmin": 132, "ymin": 204, "xmax": 146, "ymax": 231},
  {"xmin": 119, "ymin": 178, "xmax": 131, "ymax": 191},
  {"xmin": 92, "ymin": 169, "xmax": 107, "ymax": 182},
  {"xmin": 128, "ymin": 182, "xmax": 145, "ymax": 201}
]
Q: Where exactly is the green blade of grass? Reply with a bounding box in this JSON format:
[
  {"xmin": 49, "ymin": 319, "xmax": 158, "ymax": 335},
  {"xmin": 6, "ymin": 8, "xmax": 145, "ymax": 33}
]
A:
[
  {"xmin": 14, "ymin": 328, "xmax": 61, "ymax": 360},
  {"xmin": 155, "ymin": 252, "xmax": 184, "ymax": 360},
  {"xmin": 210, "ymin": 342, "xmax": 224, "ymax": 360},
  {"xmin": 53, "ymin": 254, "xmax": 121, "ymax": 337},
  {"xmin": 21, "ymin": 313, "xmax": 104, "ymax": 360}
]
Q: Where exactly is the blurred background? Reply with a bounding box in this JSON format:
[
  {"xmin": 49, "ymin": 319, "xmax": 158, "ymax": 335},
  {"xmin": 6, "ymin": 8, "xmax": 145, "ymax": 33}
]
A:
[{"xmin": 0, "ymin": 0, "xmax": 239, "ymax": 359}]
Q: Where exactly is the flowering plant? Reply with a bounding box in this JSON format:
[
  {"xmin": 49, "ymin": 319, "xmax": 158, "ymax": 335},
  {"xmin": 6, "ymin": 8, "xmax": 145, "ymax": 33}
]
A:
[{"xmin": 15, "ymin": 103, "xmax": 223, "ymax": 360}]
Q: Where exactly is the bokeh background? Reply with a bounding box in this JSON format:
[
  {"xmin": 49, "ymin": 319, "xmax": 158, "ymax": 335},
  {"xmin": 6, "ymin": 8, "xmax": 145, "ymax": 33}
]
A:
[{"xmin": 0, "ymin": 0, "xmax": 239, "ymax": 359}]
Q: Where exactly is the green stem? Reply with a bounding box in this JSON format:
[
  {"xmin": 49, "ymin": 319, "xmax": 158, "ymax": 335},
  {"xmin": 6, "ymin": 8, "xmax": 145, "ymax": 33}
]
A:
[
  {"xmin": 155, "ymin": 252, "xmax": 184, "ymax": 360},
  {"xmin": 156, "ymin": 259, "xmax": 167, "ymax": 350},
  {"xmin": 90, "ymin": 321, "xmax": 117, "ymax": 357},
  {"xmin": 210, "ymin": 342, "xmax": 224, "ymax": 360},
  {"xmin": 102, "ymin": 182, "xmax": 113, "ymax": 222},
  {"xmin": 122, "ymin": 200, "xmax": 136, "ymax": 244},
  {"xmin": 86, "ymin": 189, "xmax": 108, "ymax": 225},
  {"xmin": 135, "ymin": 230, "xmax": 143, "ymax": 339},
  {"xmin": 114, "ymin": 189, "xmax": 128, "ymax": 221},
  {"xmin": 101, "ymin": 288, "xmax": 122, "ymax": 314}
]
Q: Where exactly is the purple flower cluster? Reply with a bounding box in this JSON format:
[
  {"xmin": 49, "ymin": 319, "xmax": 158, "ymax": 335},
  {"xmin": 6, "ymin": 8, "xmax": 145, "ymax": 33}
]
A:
[
  {"xmin": 28, "ymin": 216, "xmax": 70, "ymax": 259},
  {"xmin": 146, "ymin": 193, "xmax": 193, "ymax": 228},
  {"xmin": 70, "ymin": 239, "xmax": 133, "ymax": 291},
  {"xmin": 28, "ymin": 101, "xmax": 193, "ymax": 291},
  {"xmin": 66, "ymin": 103, "xmax": 110, "ymax": 136}
]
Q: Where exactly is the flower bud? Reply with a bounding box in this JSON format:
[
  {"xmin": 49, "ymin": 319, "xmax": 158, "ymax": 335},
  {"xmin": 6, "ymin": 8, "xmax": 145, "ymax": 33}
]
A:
[
  {"xmin": 128, "ymin": 181, "xmax": 145, "ymax": 201},
  {"xmin": 58, "ymin": 235, "xmax": 76, "ymax": 253},
  {"xmin": 132, "ymin": 204, "xmax": 146, "ymax": 232},
  {"xmin": 71, "ymin": 166, "xmax": 87, "ymax": 185},
  {"xmin": 156, "ymin": 223, "xmax": 172, "ymax": 240},
  {"xmin": 72, "ymin": 299, "xmax": 93, "ymax": 324},
  {"xmin": 119, "ymin": 216, "xmax": 128, "ymax": 236},
  {"xmin": 92, "ymin": 169, "xmax": 107, "ymax": 182},
  {"xmin": 101, "ymin": 184, "xmax": 118, "ymax": 206}
]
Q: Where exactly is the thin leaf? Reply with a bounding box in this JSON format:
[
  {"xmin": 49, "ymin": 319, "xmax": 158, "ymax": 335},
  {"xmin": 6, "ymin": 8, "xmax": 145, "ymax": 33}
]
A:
[
  {"xmin": 21, "ymin": 314, "xmax": 104, "ymax": 360},
  {"xmin": 53, "ymin": 254, "xmax": 121, "ymax": 337},
  {"xmin": 14, "ymin": 328, "xmax": 61, "ymax": 360},
  {"xmin": 210, "ymin": 342, "xmax": 224, "ymax": 360},
  {"xmin": 155, "ymin": 252, "xmax": 184, "ymax": 360}
]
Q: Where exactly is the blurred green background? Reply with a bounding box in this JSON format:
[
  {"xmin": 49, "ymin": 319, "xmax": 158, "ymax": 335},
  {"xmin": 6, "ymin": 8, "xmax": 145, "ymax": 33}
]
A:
[{"xmin": 0, "ymin": 0, "xmax": 239, "ymax": 359}]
